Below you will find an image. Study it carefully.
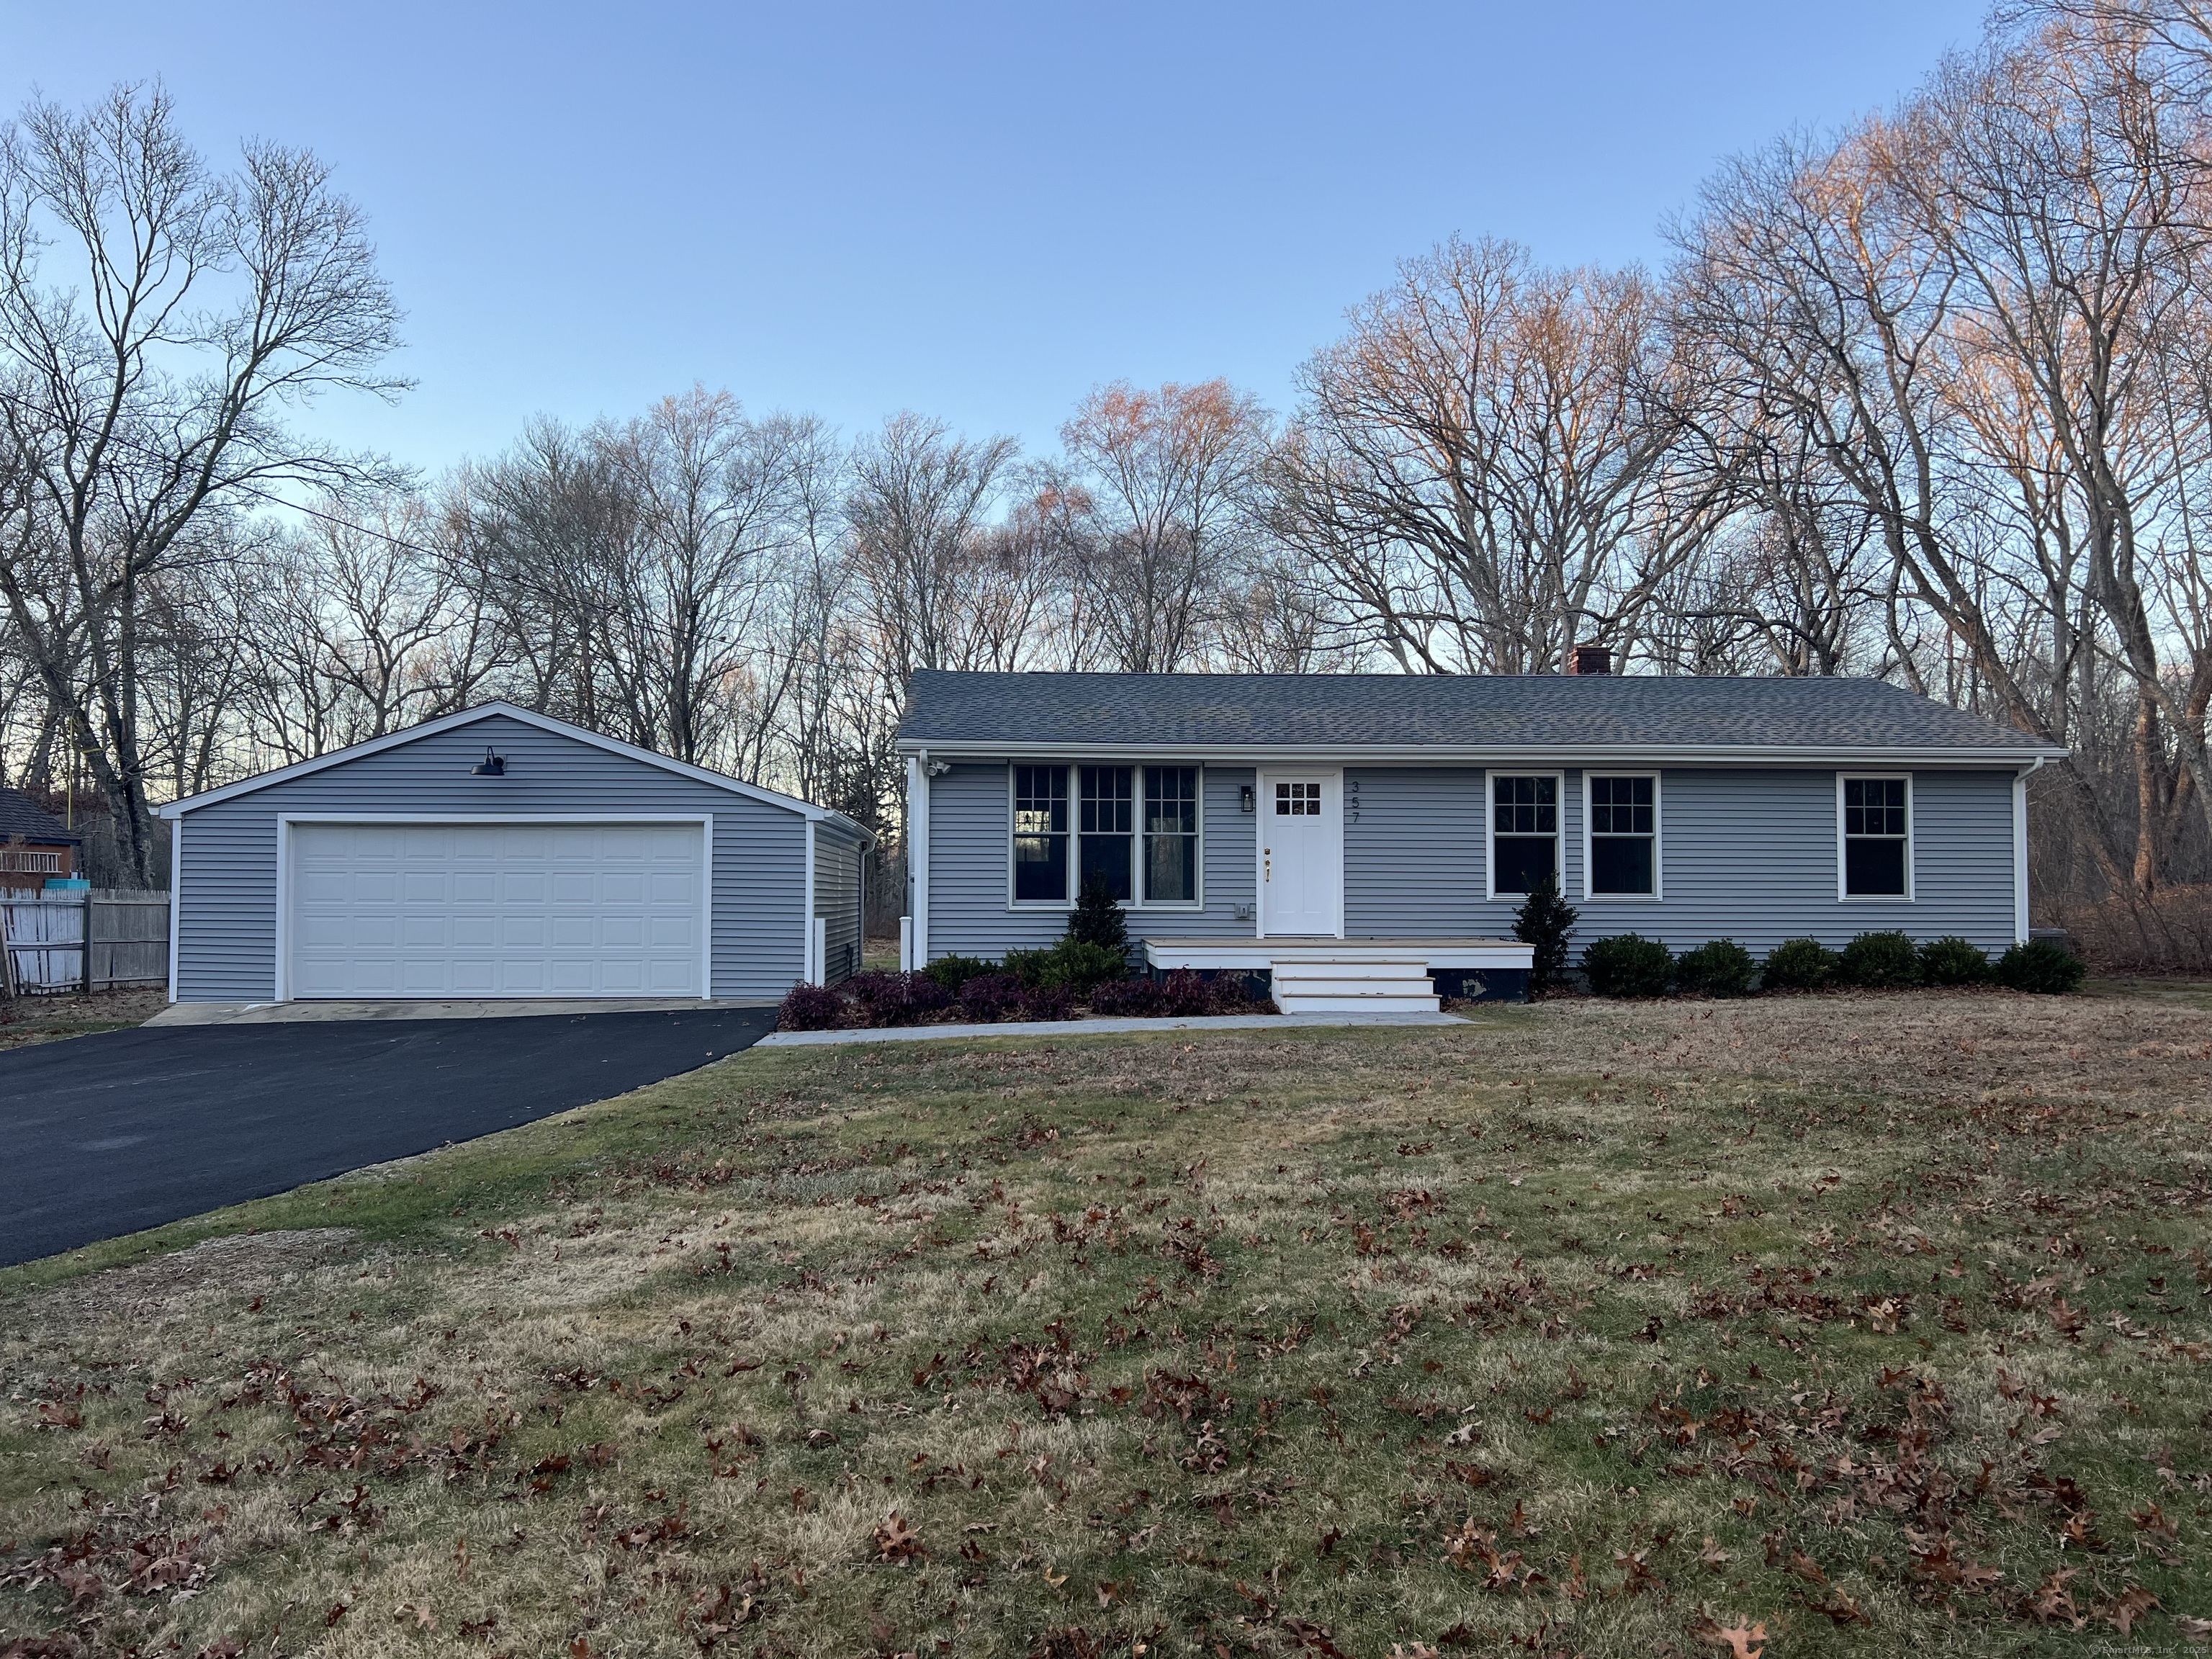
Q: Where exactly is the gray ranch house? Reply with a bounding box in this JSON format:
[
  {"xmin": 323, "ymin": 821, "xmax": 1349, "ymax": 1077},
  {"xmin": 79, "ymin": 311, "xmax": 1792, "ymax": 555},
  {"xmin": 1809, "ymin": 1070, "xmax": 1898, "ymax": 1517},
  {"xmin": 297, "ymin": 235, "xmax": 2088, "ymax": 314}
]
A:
[
  {"xmin": 894, "ymin": 667, "xmax": 2064, "ymax": 1011},
  {"xmin": 162, "ymin": 703, "xmax": 871, "ymax": 1004}
]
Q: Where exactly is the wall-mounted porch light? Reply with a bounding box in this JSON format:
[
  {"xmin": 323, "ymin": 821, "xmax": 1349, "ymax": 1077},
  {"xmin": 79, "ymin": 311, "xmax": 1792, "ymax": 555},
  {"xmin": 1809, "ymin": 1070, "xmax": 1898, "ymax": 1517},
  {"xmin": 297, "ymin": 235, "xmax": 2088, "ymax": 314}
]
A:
[
  {"xmin": 469, "ymin": 747, "xmax": 505, "ymax": 776},
  {"xmin": 1238, "ymin": 785, "xmax": 1255, "ymax": 813}
]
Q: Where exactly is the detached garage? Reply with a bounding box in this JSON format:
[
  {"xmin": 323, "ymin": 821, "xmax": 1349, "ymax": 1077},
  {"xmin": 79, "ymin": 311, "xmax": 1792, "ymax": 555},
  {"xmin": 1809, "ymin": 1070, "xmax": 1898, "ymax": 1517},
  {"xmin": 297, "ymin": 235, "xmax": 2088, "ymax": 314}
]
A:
[{"xmin": 161, "ymin": 703, "xmax": 871, "ymax": 1004}]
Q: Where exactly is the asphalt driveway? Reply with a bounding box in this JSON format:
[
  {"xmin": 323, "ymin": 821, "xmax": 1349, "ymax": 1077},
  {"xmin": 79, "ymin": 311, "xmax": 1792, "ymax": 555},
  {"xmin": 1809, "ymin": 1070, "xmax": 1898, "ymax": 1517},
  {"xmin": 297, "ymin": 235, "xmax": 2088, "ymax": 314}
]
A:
[{"xmin": 0, "ymin": 1007, "xmax": 775, "ymax": 1267}]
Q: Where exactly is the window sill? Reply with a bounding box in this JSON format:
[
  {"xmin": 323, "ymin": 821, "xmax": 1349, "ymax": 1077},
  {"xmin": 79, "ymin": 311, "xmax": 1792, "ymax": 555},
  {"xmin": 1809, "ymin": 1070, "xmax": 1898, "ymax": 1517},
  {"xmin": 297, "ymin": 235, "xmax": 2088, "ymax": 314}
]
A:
[
  {"xmin": 1838, "ymin": 894, "xmax": 1914, "ymax": 903},
  {"xmin": 1585, "ymin": 892, "xmax": 1662, "ymax": 902}
]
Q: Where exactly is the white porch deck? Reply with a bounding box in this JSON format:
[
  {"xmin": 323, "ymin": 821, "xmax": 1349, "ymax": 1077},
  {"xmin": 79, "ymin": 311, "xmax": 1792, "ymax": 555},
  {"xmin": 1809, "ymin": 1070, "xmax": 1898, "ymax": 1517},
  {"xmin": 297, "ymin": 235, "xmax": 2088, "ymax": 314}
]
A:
[
  {"xmin": 1140, "ymin": 936, "xmax": 1534, "ymax": 973},
  {"xmin": 1141, "ymin": 936, "xmax": 1534, "ymax": 1014}
]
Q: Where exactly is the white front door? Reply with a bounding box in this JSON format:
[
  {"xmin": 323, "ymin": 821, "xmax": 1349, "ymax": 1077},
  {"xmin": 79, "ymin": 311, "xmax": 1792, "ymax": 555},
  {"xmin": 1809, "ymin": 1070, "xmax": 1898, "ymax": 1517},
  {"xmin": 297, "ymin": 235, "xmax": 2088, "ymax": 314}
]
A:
[
  {"xmin": 1260, "ymin": 773, "xmax": 1340, "ymax": 936},
  {"xmin": 287, "ymin": 821, "xmax": 707, "ymax": 999}
]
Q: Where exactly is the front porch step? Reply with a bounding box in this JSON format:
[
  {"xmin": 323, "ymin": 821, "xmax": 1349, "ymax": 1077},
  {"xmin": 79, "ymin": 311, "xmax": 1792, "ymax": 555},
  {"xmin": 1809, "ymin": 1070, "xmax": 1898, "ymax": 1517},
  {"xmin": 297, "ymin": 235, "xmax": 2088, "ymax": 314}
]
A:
[{"xmin": 1269, "ymin": 958, "xmax": 1439, "ymax": 1015}]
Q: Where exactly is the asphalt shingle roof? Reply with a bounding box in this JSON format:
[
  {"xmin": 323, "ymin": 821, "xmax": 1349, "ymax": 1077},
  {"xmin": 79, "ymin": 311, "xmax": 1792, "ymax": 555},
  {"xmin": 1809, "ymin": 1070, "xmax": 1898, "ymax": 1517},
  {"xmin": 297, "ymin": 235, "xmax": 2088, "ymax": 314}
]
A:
[
  {"xmin": 897, "ymin": 671, "xmax": 2059, "ymax": 755},
  {"xmin": 0, "ymin": 787, "xmax": 80, "ymax": 842}
]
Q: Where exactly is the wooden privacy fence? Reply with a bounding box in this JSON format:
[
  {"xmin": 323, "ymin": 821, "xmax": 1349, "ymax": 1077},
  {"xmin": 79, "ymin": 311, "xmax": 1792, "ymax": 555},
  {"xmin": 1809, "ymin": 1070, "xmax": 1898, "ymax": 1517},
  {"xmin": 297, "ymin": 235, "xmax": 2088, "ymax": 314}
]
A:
[{"xmin": 0, "ymin": 889, "xmax": 169, "ymax": 995}]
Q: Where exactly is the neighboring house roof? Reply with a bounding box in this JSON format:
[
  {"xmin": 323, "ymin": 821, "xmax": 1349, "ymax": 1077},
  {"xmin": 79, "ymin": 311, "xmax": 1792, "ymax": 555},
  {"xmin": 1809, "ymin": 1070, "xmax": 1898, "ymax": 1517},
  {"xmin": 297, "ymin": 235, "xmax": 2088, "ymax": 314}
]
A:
[
  {"xmin": 159, "ymin": 702, "xmax": 873, "ymax": 841},
  {"xmin": 896, "ymin": 670, "xmax": 2065, "ymax": 763},
  {"xmin": 0, "ymin": 786, "xmax": 81, "ymax": 843}
]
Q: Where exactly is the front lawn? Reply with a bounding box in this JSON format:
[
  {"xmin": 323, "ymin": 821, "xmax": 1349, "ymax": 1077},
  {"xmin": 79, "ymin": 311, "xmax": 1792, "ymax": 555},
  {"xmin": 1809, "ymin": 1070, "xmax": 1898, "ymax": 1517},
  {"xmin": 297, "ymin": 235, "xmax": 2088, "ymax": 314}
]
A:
[{"xmin": 2, "ymin": 990, "xmax": 2208, "ymax": 1656}]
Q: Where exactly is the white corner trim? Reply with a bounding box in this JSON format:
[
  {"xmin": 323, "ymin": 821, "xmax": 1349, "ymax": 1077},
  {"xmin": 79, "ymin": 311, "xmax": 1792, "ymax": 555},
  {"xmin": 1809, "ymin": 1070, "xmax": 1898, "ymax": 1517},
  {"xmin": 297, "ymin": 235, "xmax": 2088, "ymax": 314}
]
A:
[
  {"xmin": 2013, "ymin": 768, "xmax": 2031, "ymax": 944},
  {"xmin": 1483, "ymin": 768, "xmax": 1567, "ymax": 904},
  {"xmin": 1835, "ymin": 771, "xmax": 1915, "ymax": 903},
  {"xmin": 158, "ymin": 701, "xmax": 871, "ymax": 842},
  {"xmin": 699, "ymin": 815, "xmax": 716, "ymax": 1000},
  {"xmin": 803, "ymin": 818, "xmax": 818, "ymax": 984},
  {"xmin": 273, "ymin": 817, "xmax": 292, "ymax": 1002},
  {"xmin": 909, "ymin": 755, "xmax": 930, "ymax": 966},
  {"xmin": 1579, "ymin": 769, "xmax": 1663, "ymax": 902},
  {"xmin": 166, "ymin": 816, "xmax": 182, "ymax": 1002}
]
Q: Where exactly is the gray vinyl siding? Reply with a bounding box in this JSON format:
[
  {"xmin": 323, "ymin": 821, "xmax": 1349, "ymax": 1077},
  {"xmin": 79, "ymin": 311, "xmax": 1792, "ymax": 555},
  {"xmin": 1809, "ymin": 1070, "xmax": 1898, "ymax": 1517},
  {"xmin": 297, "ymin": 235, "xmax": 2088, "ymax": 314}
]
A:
[
  {"xmin": 921, "ymin": 757, "xmax": 2020, "ymax": 961},
  {"xmin": 1344, "ymin": 768, "xmax": 1484, "ymax": 935},
  {"xmin": 921, "ymin": 762, "xmax": 1256, "ymax": 962},
  {"xmin": 813, "ymin": 824, "xmax": 863, "ymax": 985},
  {"xmin": 174, "ymin": 714, "xmax": 809, "ymax": 1001}
]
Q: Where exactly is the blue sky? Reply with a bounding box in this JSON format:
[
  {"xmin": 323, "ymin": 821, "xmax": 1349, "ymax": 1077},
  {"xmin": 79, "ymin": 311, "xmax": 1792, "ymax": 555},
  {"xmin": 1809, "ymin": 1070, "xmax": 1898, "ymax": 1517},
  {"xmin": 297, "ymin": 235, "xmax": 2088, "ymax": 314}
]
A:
[{"xmin": 4, "ymin": 1, "xmax": 1989, "ymax": 476}]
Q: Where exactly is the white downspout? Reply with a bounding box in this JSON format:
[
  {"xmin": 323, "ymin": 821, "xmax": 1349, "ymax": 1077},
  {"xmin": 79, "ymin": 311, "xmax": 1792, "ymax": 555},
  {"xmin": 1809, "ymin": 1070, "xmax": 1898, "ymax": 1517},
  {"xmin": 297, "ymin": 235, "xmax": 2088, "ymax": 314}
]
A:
[{"xmin": 2013, "ymin": 756, "xmax": 2045, "ymax": 945}]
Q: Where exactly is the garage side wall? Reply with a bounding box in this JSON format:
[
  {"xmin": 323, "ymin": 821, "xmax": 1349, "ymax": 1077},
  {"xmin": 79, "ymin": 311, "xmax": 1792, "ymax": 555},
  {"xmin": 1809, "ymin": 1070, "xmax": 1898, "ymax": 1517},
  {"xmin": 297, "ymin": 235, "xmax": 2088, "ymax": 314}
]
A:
[
  {"xmin": 812, "ymin": 824, "xmax": 864, "ymax": 985},
  {"xmin": 173, "ymin": 716, "xmax": 808, "ymax": 1001}
]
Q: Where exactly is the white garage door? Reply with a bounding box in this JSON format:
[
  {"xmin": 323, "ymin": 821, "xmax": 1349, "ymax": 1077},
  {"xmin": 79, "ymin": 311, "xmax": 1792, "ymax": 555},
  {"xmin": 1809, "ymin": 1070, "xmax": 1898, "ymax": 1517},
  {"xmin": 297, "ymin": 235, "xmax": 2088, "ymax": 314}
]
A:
[{"xmin": 287, "ymin": 822, "xmax": 707, "ymax": 999}]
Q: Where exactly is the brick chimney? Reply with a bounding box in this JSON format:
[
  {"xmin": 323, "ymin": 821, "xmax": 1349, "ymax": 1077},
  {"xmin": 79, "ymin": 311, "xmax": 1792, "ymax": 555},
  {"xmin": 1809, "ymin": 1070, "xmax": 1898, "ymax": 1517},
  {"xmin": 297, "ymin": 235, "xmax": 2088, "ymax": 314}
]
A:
[{"xmin": 1567, "ymin": 644, "xmax": 1612, "ymax": 676}]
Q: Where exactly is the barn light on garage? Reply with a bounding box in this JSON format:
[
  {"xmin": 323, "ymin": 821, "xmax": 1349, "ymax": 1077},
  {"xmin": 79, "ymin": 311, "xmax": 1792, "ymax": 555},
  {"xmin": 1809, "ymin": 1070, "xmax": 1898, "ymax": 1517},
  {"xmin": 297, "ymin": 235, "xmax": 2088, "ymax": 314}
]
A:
[{"xmin": 469, "ymin": 747, "xmax": 505, "ymax": 776}]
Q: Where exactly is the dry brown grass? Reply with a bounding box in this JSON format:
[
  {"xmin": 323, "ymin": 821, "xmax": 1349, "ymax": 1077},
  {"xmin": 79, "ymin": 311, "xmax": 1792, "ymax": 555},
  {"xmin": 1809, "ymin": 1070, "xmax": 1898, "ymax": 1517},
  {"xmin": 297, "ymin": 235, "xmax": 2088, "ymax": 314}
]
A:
[
  {"xmin": 1, "ymin": 989, "xmax": 2208, "ymax": 1658},
  {"xmin": 0, "ymin": 986, "xmax": 166, "ymax": 1050}
]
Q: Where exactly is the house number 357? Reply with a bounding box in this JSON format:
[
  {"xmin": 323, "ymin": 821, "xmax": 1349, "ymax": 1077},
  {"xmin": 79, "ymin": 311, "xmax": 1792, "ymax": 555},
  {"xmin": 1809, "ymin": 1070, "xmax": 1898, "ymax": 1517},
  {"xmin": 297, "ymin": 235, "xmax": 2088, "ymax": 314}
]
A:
[{"xmin": 1347, "ymin": 779, "xmax": 1360, "ymax": 823}]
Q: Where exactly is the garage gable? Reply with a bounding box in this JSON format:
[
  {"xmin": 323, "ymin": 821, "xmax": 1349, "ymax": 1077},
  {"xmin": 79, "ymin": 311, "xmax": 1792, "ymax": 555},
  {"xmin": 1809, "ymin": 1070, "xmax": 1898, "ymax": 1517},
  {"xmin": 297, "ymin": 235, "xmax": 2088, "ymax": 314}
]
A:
[{"xmin": 166, "ymin": 706, "xmax": 837, "ymax": 1004}]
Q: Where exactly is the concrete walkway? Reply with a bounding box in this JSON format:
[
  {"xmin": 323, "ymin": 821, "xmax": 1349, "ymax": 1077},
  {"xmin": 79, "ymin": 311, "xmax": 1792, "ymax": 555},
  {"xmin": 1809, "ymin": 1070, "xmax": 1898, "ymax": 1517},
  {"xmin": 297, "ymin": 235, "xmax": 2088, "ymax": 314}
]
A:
[
  {"xmin": 757, "ymin": 1010, "xmax": 1470, "ymax": 1047},
  {"xmin": 148, "ymin": 997, "xmax": 776, "ymax": 1027}
]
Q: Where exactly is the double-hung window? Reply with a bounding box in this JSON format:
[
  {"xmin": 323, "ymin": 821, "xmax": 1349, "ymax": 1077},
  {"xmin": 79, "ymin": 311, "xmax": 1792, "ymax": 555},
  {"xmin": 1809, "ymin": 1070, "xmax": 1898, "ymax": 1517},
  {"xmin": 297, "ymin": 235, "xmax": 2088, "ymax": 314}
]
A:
[
  {"xmin": 1012, "ymin": 765, "xmax": 1069, "ymax": 902},
  {"xmin": 1079, "ymin": 765, "xmax": 1136, "ymax": 899},
  {"xmin": 1490, "ymin": 775, "xmax": 1560, "ymax": 896},
  {"xmin": 1012, "ymin": 764, "xmax": 1202, "ymax": 907},
  {"xmin": 1144, "ymin": 767, "xmax": 1199, "ymax": 903},
  {"xmin": 1587, "ymin": 775, "xmax": 1658, "ymax": 896},
  {"xmin": 1840, "ymin": 775, "xmax": 1910, "ymax": 897}
]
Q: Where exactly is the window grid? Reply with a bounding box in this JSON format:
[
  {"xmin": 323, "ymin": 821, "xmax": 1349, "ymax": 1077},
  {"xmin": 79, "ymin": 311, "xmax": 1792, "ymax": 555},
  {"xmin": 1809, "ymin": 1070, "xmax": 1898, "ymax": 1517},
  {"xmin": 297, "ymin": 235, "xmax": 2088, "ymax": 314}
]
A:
[
  {"xmin": 1275, "ymin": 782, "xmax": 1321, "ymax": 816},
  {"xmin": 1586, "ymin": 774, "xmax": 1658, "ymax": 898},
  {"xmin": 1840, "ymin": 775, "xmax": 1912, "ymax": 899},
  {"xmin": 1010, "ymin": 765, "xmax": 1203, "ymax": 909},
  {"xmin": 1012, "ymin": 765, "xmax": 1070, "ymax": 904},
  {"xmin": 1144, "ymin": 767, "xmax": 1199, "ymax": 904},
  {"xmin": 1489, "ymin": 774, "xmax": 1560, "ymax": 898}
]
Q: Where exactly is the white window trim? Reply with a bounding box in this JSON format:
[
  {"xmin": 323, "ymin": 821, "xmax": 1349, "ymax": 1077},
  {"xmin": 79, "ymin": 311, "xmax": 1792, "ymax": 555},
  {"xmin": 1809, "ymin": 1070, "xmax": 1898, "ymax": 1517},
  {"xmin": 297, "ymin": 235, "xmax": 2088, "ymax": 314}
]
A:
[
  {"xmin": 1581, "ymin": 770, "xmax": 1663, "ymax": 902},
  {"xmin": 1004, "ymin": 763, "xmax": 1206, "ymax": 912},
  {"xmin": 1836, "ymin": 772, "xmax": 1915, "ymax": 902},
  {"xmin": 273, "ymin": 813, "xmax": 715, "ymax": 1003},
  {"xmin": 1254, "ymin": 768, "xmax": 1344, "ymax": 939},
  {"xmin": 1483, "ymin": 769, "xmax": 1568, "ymax": 904}
]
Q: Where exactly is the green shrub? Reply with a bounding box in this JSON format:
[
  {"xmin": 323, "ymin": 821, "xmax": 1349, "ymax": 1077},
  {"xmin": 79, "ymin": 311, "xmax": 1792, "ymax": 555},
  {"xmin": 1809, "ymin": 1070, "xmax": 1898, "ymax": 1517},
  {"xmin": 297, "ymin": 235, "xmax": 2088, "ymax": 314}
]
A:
[
  {"xmin": 1675, "ymin": 938, "xmax": 1755, "ymax": 997},
  {"xmin": 1512, "ymin": 876, "xmax": 1580, "ymax": 998},
  {"xmin": 922, "ymin": 954, "xmax": 998, "ymax": 994},
  {"xmin": 1581, "ymin": 933, "xmax": 1675, "ymax": 998},
  {"xmin": 1995, "ymin": 938, "xmax": 2085, "ymax": 994},
  {"xmin": 1033, "ymin": 938, "xmax": 1128, "ymax": 995},
  {"xmin": 1839, "ymin": 930, "xmax": 1923, "ymax": 989},
  {"xmin": 1066, "ymin": 871, "xmax": 1130, "ymax": 953},
  {"xmin": 1002, "ymin": 947, "xmax": 1051, "ymax": 988},
  {"xmin": 1761, "ymin": 938, "xmax": 1839, "ymax": 992},
  {"xmin": 1917, "ymin": 936, "xmax": 1991, "ymax": 986}
]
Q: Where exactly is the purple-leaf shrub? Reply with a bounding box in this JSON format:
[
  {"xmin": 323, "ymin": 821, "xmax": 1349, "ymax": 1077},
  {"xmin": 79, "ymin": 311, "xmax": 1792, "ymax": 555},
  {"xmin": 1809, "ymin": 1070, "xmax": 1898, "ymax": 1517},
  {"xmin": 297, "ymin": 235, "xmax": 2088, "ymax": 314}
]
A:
[
  {"xmin": 1090, "ymin": 978, "xmax": 1169, "ymax": 1017},
  {"xmin": 1020, "ymin": 984, "xmax": 1077, "ymax": 1022},
  {"xmin": 778, "ymin": 982, "xmax": 848, "ymax": 1031},
  {"xmin": 956, "ymin": 974, "xmax": 1028, "ymax": 1022}
]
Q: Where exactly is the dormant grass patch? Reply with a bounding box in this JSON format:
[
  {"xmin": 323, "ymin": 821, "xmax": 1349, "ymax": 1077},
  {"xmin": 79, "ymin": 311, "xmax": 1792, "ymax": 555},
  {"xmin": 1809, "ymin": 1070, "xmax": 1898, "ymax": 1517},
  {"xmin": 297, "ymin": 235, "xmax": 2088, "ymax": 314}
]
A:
[{"xmin": 2, "ymin": 989, "xmax": 2208, "ymax": 1658}]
